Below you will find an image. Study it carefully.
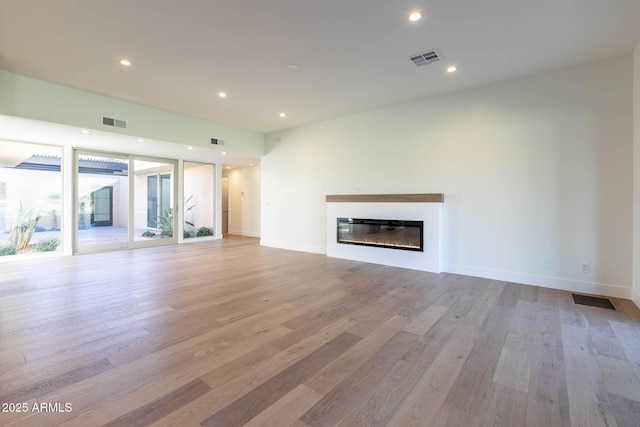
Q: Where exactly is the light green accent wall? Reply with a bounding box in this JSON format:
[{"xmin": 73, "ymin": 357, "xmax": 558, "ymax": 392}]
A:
[{"xmin": 0, "ymin": 70, "xmax": 264, "ymax": 156}]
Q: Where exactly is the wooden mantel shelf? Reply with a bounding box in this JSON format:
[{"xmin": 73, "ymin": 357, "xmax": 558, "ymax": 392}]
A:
[{"xmin": 326, "ymin": 193, "xmax": 444, "ymax": 203}]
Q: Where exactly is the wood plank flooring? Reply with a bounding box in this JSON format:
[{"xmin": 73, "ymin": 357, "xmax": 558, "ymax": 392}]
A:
[{"xmin": 1, "ymin": 236, "xmax": 640, "ymax": 426}]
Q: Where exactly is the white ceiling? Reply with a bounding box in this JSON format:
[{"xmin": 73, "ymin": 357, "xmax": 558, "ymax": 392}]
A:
[{"xmin": 1, "ymin": 0, "xmax": 640, "ymax": 134}]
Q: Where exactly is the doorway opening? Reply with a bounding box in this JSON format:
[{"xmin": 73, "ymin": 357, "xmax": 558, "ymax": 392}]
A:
[
  {"xmin": 92, "ymin": 186, "xmax": 113, "ymax": 226},
  {"xmin": 222, "ymin": 176, "xmax": 229, "ymax": 235}
]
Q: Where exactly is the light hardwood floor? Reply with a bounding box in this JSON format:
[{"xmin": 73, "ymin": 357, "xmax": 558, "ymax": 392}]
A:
[{"xmin": 1, "ymin": 236, "xmax": 640, "ymax": 426}]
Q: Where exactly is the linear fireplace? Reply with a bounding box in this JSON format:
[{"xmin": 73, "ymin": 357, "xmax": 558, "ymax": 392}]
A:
[{"xmin": 337, "ymin": 218, "xmax": 423, "ymax": 252}]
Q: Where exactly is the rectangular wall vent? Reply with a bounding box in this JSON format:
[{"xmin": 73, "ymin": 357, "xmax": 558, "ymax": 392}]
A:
[
  {"xmin": 102, "ymin": 116, "xmax": 127, "ymax": 129},
  {"xmin": 211, "ymin": 138, "xmax": 225, "ymax": 146},
  {"xmin": 409, "ymin": 49, "xmax": 442, "ymax": 67}
]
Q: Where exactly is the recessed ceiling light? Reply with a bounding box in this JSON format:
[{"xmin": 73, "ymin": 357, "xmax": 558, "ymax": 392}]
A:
[
  {"xmin": 447, "ymin": 65, "xmax": 458, "ymax": 73},
  {"xmin": 119, "ymin": 59, "xmax": 131, "ymax": 66},
  {"xmin": 279, "ymin": 112, "xmax": 286, "ymax": 118},
  {"xmin": 137, "ymin": 138, "xmax": 145, "ymax": 142},
  {"xmin": 408, "ymin": 11, "xmax": 422, "ymax": 22},
  {"xmin": 218, "ymin": 92, "xmax": 227, "ymax": 98},
  {"xmin": 187, "ymin": 146, "xmax": 194, "ymax": 150},
  {"xmin": 249, "ymin": 163, "xmax": 253, "ymax": 166},
  {"xmin": 222, "ymin": 151, "xmax": 227, "ymax": 155},
  {"xmin": 81, "ymin": 129, "xmax": 90, "ymax": 134}
]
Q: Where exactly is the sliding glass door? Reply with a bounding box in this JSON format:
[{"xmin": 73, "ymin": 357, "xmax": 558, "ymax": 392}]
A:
[
  {"xmin": 75, "ymin": 151, "xmax": 129, "ymax": 252},
  {"xmin": 4, "ymin": 148, "xmax": 213, "ymax": 257},
  {"xmin": 132, "ymin": 157, "xmax": 177, "ymax": 245},
  {"xmin": 75, "ymin": 151, "xmax": 177, "ymax": 252}
]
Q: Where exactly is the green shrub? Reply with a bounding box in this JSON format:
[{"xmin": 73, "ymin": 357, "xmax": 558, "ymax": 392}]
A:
[
  {"xmin": 0, "ymin": 242, "xmax": 17, "ymax": 256},
  {"xmin": 36, "ymin": 238, "xmax": 59, "ymax": 252},
  {"xmin": 184, "ymin": 230, "xmax": 195, "ymax": 239},
  {"xmin": 141, "ymin": 230, "xmax": 156, "ymax": 238},
  {"xmin": 154, "ymin": 208, "xmax": 174, "ymax": 238},
  {"xmin": 196, "ymin": 226, "xmax": 213, "ymax": 237},
  {"xmin": 153, "ymin": 195, "xmax": 195, "ymax": 239}
]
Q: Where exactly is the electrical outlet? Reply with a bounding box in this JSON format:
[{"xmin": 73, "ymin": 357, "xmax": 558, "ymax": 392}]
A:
[{"xmin": 581, "ymin": 263, "xmax": 590, "ymax": 274}]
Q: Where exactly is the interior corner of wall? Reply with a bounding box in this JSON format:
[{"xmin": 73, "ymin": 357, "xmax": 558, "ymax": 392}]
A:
[{"xmin": 633, "ymin": 285, "xmax": 640, "ymax": 309}]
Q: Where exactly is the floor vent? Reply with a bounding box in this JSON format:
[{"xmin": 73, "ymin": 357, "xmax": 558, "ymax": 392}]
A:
[
  {"xmin": 572, "ymin": 294, "xmax": 616, "ymax": 310},
  {"xmin": 409, "ymin": 49, "xmax": 442, "ymax": 67}
]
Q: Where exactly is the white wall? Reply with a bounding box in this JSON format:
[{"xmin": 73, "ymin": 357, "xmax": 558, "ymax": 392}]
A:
[
  {"xmin": 115, "ymin": 177, "xmax": 128, "ymax": 227},
  {"xmin": 227, "ymin": 166, "xmax": 261, "ymax": 237},
  {"xmin": 0, "ymin": 167, "xmax": 62, "ymax": 231},
  {"xmin": 77, "ymin": 174, "xmax": 128, "ymax": 227},
  {"xmin": 184, "ymin": 163, "xmax": 215, "ymax": 233},
  {"xmin": 633, "ymin": 42, "xmax": 640, "ymax": 306},
  {"xmin": 263, "ymin": 55, "xmax": 633, "ymax": 298},
  {"xmin": 133, "ymin": 173, "xmax": 150, "ymax": 231}
]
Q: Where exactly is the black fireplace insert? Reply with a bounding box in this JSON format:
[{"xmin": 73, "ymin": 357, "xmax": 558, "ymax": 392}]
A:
[{"xmin": 337, "ymin": 218, "xmax": 423, "ymax": 252}]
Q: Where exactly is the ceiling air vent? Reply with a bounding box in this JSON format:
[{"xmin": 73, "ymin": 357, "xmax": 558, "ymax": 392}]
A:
[
  {"xmin": 102, "ymin": 116, "xmax": 127, "ymax": 129},
  {"xmin": 409, "ymin": 49, "xmax": 442, "ymax": 67}
]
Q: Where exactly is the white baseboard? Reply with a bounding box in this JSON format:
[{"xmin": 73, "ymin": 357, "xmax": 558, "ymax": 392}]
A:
[
  {"xmin": 253, "ymin": 242, "xmax": 636, "ymax": 300},
  {"xmin": 260, "ymin": 239, "xmax": 326, "ymax": 255},
  {"xmin": 632, "ymin": 286, "xmax": 640, "ymax": 309},
  {"xmin": 228, "ymin": 229, "xmax": 261, "ymax": 238},
  {"xmin": 442, "ymin": 264, "xmax": 632, "ymax": 299}
]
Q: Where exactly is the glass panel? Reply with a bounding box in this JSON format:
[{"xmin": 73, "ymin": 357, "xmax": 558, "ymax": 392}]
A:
[
  {"xmin": 160, "ymin": 174, "xmax": 171, "ymax": 218},
  {"xmin": 184, "ymin": 162, "xmax": 215, "ymax": 239},
  {"xmin": 0, "ymin": 142, "xmax": 62, "ymax": 257},
  {"xmin": 336, "ymin": 218, "xmax": 423, "ymax": 252},
  {"xmin": 93, "ymin": 187, "xmax": 112, "ymax": 224},
  {"xmin": 76, "ymin": 153, "xmax": 129, "ymax": 250},
  {"xmin": 133, "ymin": 159, "xmax": 175, "ymax": 241},
  {"xmin": 146, "ymin": 175, "xmax": 158, "ymax": 228}
]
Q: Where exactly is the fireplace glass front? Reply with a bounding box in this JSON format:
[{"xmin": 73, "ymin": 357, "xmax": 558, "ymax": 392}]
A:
[{"xmin": 337, "ymin": 218, "xmax": 423, "ymax": 252}]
